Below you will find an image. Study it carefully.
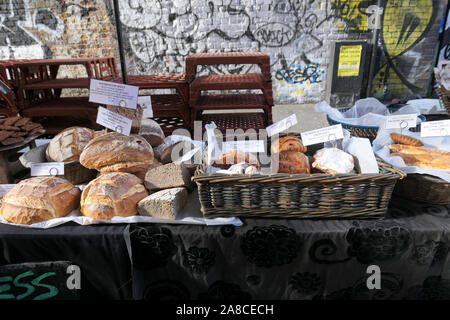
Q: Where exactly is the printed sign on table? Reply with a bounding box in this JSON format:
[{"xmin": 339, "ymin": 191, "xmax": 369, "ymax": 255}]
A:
[{"xmin": 31, "ymin": 162, "xmax": 65, "ymax": 177}]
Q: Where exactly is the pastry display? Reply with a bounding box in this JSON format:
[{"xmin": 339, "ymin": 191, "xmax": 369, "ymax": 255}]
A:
[
  {"xmin": 271, "ymin": 136, "xmax": 307, "ymax": 154},
  {"xmin": 390, "ymin": 133, "xmax": 424, "ymax": 147},
  {"xmin": 80, "ymin": 132, "xmax": 154, "ymax": 173},
  {"xmin": 0, "ymin": 116, "xmax": 43, "ymax": 146},
  {"xmin": 211, "ymin": 149, "xmax": 260, "ymax": 170},
  {"xmin": 0, "ymin": 176, "xmax": 81, "ymax": 225},
  {"xmin": 389, "ymin": 144, "xmax": 450, "ymax": 171},
  {"xmin": 312, "ymin": 148, "xmax": 355, "ymax": 174},
  {"xmin": 46, "ymin": 127, "xmax": 95, "ymax": 162},
  {"xmin": 80, "ymin": 172, "xmax": 148, "ymax": 220}
]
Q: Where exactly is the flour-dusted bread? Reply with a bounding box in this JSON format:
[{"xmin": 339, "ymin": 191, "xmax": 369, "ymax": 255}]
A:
[
  {"xmin": 46, "ymin": 127, "xmax": 95, "ymax": 162},
  {"xmin": 80, "ymin": 172, "xmax": 149, "ymax": 220},
  {"xmin": 79, "ymin": 132, "xmax": 154, "ymax": 173},
  {"xmin": 0, "ymin": 176, "xmax": 81, "ymax": 225}
]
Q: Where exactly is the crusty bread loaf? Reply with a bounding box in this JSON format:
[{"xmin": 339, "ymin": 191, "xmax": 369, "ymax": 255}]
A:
[
  {"xmin": 271, "ymin": 151, "xmax": 310, "ymax": 174},
  {"xmin": 271, "ymin": 136, "xmax": 307, "ymax": 154},
  {"xmin": 80, "ymin": 172, "xmax": 148, "ymax": 220},
  {"xmin": 46, "ymin": 127, "xmax": 95, "ymax": 162},
  {"xmin": 79, "ymin": 132, "xmax": 154, "ymax": 173},
  {"xmin": 0, "ymin": 176, "xmax": 81, "ymax": 225},
  {"xmin": 390, "ymin": 133, "xmax": 424, "ymax": 147}
]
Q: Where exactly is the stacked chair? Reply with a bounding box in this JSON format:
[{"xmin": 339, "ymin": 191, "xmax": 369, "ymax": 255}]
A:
[
  {"xmin": 0, "ymin": 52, "xmax": 274, "ymax": 136},
  {"xmin": 186, "ymin": 52, "xmax": 273, "ymax": 133}
]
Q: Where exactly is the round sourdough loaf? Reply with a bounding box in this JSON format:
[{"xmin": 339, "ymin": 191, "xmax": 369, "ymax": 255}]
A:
[
  {"xmin": 0, "ymin": 176, "xmax": 81, "ymax": 225},
  {"xmin": 80, "ymin": 172, "xmax": 148, "ymax": 219},
  {"xmin": 46, "ymin": 127, "xmax": 95, "ymax": 162},
  {"xmin": 79, "ymin": 132, "xmax": 154, "ymax": 173}
]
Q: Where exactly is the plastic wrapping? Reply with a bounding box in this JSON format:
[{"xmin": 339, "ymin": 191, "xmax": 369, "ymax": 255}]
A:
[{"xmin": 315, "ymin": 97, "xmax": 423, "ymax": 128}]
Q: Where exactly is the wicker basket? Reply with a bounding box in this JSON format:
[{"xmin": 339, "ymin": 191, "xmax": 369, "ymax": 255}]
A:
[
  {"xmin": 393, "ymin": 173, "xmax": 450, "ymax": 204},
  {"xmin": 327, "ymin": 106, "xmax": 426, "ymax": 141},
  {"xmin": 192, "ymin": 148, "xmax": 406, "ymax": 219},
  {"xmin": 436, "ymin": 86, "xmax": 450, "ymax": 115}
]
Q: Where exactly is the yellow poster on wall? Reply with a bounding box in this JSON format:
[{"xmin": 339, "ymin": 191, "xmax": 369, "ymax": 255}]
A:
[{"xmin": 337, "ymin": 45, "xmax": 362, "ymax": 77}]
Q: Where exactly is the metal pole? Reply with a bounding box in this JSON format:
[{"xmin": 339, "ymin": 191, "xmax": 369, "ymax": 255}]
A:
[
  {"xmin": 366, "ymin": 0, "xmax": 382, "ymax": 97},
  {"xmin": 112, "ymin": 0, "xmax": 128, "ymax": 84}
]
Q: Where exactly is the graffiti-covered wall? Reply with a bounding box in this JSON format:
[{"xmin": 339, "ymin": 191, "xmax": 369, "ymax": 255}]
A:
[{"xmin": 0, "ymin": 0, "xmax": 446, "ymax": 104}]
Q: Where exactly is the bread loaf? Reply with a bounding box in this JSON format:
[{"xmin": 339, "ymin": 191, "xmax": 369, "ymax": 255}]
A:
[
  {"xmin": 0, "ymin": 176, "xmax": 81, "ymax": 225},
  {"xmin": 271, "ymin": 151, "xmax": 310, "ymax": 174},
  {"xmin": 144, "ymin": 163, "xmax": 194, "ymax": 191},
  {"xmin": 139, "ymin": 118, "xmax": 165, "ymax": 147},
  {"xmin": 46, "ymin": 127, "xmax": 95, "ymax": 162},
  {"xmin": 390, "ymin": 133, "xmax": 424, "ymax": 147},
  {"xmin": 271, "ymin": 136, "xmax": 307, "ymax": 154},
  {"xmin": 137, "ymin": 187, "xmax": 188, "ymax": 220},
  {"xmin": 79, "ymin": 132, "xmax": 154, "ymax": 173},
  {"xmin": 80, "ymin": 172, "xmax": 148, "ymax": 220}
]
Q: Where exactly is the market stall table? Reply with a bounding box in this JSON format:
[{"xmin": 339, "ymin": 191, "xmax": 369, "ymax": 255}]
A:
[{"xmin": 1, "ymin": 194, "xmax": 450, "ymax": 300}]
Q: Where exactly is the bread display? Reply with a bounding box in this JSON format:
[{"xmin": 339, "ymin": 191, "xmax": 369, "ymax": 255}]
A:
[
  {"xmin": 312, "ymin": 148, "xmax": 355, "ymax": 174},
  {"xmin": 46, "ymin": 127, "xmax": 95, "ymax": 162},
  {"xmin": 271, "ymin": 151, "xmax": 311, "ymax": 174},
  {"xmin": 0, "ymin": 176, "xmax": 81, "ymax": 225},
  {"xmin": 80, "ymin": 172, "xmax": 148, "ymax": 220},
  {"xmin": 80, "ymin": 132, "xmax": 154, "ymax": 173},
  {"xmin": 271, "ymin": 136, "xmax": 307, "ymax": 154},
  {"xmin": 390, "ymin": 133, "xmax": 424, "ymax": 147},
  {"xmin": 0, "ymin": 116, "xmax": 43, "ymax": 146},
  {"xmin": 211, "ymin": 149, "xmax": 260, "ymax": 170},
  {"xmin": 388, "ymin": 144, "xmax": 450, "ymax": 171}
]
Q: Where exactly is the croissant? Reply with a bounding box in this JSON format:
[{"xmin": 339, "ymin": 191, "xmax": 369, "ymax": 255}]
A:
[
  {"xmin": 271, "ymin": 136, "xmax": 307, "ymax": 154},
  {"xmin": 271, "ymin": 151, "xmax": 310, "ymax": 174}
]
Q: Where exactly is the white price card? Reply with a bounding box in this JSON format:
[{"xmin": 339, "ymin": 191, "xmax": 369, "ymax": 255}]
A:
[
  {"xmin": 266, "ymin": 114, "xmax": 298, "ymax": 137},
  {"xmin": 222, "ymin": 140, "xmax": 265, "ymax": 153},
  {"xmin": 89, "ymin": 79, "xmax": 139, "ymax": 109},
  {"xmin": 385, "ymin": 114, "xmax": 418, "ymax": 129},
  {"xmin": 300, "ymin": 124, "xmax": 344, "ymax": 146},
  {"xmin": 421, "ymin": 120, "xmax": 450, "ymax": 137},
  {"xmin": 96, "ymin": 106, "xmax": 132, "ymax": 136},
  {"xmin": 31, "ymin": 162, "xmax": 64, "ymax": 177},
  {"xmin": 138, "ymin": 96, "xmax": 153, "ymax": 118}
]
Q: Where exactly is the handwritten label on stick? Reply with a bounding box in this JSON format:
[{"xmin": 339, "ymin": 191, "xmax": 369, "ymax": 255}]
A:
[
  {"xmin": 385, "ymin": 114, "xmax": 418, "ymax": 129},
  {"xmin": 421, "ymin": 119, "xmax": 450, "ymax": 137},
  {"xmin": 96, "ymin": 106, "xmax": 132, "ymax": 136},
  {"xmin": 222, "ymin": 140, "xmax": 265, "ymax": 153},
  {"xmin": 89, "ymin": 79, "xmax": 139, "ymax": 109},
  {"xmin": 31, "ymin": 162, "xmax": 64, "ymax": 177},
  {"xmin": 300, "ymin": 124, "xmax": 344, "ymax": 146},
  {"xmin": 266, "ymin": 114, "xmax": 297, "ymax": 137}
]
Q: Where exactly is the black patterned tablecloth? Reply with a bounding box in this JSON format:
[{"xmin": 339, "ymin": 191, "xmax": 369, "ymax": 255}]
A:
[{"xmin": 126, "ymin": 196, "xmax": 450, "ymax": 300}]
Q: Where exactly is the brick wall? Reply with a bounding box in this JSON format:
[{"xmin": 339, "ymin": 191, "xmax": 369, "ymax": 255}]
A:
[{"xmin": 0, "ymin": 0, "xmax": 446, "ymax": 104}]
